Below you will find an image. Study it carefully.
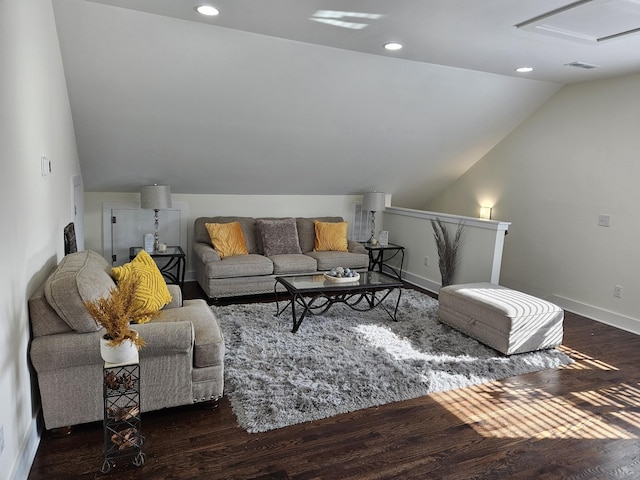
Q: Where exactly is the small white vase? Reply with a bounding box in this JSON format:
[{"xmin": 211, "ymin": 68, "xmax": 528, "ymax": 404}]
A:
[{"xmin": 100, "ymin": 336, "xmax": 138, "ymax": 364}]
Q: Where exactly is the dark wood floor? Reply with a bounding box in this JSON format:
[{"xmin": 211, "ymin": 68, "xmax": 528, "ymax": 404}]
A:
[{"xmin": 28, "ymin": 282, "xmax": 640, "ymax": 479}]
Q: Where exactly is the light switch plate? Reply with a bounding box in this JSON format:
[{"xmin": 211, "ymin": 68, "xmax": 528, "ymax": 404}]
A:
[
  {"xmin": 41, "ymin": 156, "xmax": 52, "ymax": 176},
  {"xmin": 598, "ymin": 214, "xmax": 610, "ymax": 227}
]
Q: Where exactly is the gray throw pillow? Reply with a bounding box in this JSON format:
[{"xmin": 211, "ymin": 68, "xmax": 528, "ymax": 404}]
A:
[{"xmin": 257, "ymin": 218, "xmax": 302, "ymax": 256}]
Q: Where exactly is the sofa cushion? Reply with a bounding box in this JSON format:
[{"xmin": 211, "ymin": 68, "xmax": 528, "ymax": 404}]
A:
[
  {"xmin": 205, "ymin": 221, "xmax": 249, "ymax": 259},
  {"xmin": 44, "ymin": 250, "xmax": 115, "ymax": 332},
  {"xmin": 195, "ymin": 217, "xmax": 259, "ymax": 254},
  {"xmin": 304, "ymin": 251, "xmax": 369, "ymax": 271},
  {"xmin": 257, "ymin": 218, "xmax": 302, "ymax": 256},
  {"xmin": 111, "ymin": 250, "xmax": 173, "ymax": 323},
  {"xmin": 271, "ymin": 253, "xmax": 317, "ymax": 274},
  {"xmin": 314, "ymin": 220, "xmax": 348, "ymax": 252},
  {"xmin": 296, "ymin": 217, "xmax": 345, "ymax": 253},
  {"xmin": 204, "ymin": 254, "xmax": 274, "ymax": 279}
]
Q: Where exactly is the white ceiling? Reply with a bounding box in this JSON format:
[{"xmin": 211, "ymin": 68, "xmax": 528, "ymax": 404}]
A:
[
  {"xmin": 51, "ymin": 0, "xmax": 640, "ymax": 207},
  {"xmin": 83, "ymin": 0, "xmax": 640, "ymax": 84}
]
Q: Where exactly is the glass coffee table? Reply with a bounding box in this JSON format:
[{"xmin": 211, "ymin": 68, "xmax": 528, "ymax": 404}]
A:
[{"xmin": 275, "ymin": 271, "xmax": 403, "ymax": 333}]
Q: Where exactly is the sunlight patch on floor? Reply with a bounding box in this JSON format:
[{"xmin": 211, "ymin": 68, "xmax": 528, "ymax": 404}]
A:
[
  {"xmin": 558, "ymin": 345, "xmax": 619, "ymax": 371},
  {"xmin": 353, "ymin": 324, "xmax": 428, "ymax": 361},
  {"xmin": 432, "ymin": 347, "xmax": 640, "ymax": 440},
  {"xmin": 435, "ymin": 381, "xmax": 640, "ymax": 440}
]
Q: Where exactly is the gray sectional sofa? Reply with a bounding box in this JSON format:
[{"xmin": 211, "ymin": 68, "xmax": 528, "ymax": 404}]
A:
[
  {"xmin": 193, "ymin": 216, "xmax": 370, "ymax": 299},
  {"xmin": 28, "ymin": 249, "xmax": 224, "ymax": 430}
]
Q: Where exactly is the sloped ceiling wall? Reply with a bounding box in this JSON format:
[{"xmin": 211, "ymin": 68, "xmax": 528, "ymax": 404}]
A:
[{"xmin": 52, "ymin": 0, "xmax": 561, "ymax": 208}]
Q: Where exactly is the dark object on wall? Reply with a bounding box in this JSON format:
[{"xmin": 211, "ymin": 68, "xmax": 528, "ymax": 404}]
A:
[
  {"xmin": 431, "ymin": 218, "xmax": 465, "ymax": 287},
  {"xmin": 64, "ymin": 222, "xmax": 77, "ymax": 255}
]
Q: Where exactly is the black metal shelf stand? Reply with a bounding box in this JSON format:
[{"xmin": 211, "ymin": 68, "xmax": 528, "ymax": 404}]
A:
[{"xmin": 101, "ymin": 355, "xmax": 145, "ymax": 473}]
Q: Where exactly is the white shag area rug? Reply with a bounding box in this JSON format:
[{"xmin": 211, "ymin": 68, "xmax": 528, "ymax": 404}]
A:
[{"xmin": 213, "ymin": 289, "xmax": 573, "ymax": 433}]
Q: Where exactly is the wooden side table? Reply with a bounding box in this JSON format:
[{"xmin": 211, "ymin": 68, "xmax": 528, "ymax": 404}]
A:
[
  {"xmin": 364, "ymin": 242, "xmax": 405, "ymax": 280},
  {"xmin": 130, "ymin": 246, "xmax": 186, "ymax": 289}
]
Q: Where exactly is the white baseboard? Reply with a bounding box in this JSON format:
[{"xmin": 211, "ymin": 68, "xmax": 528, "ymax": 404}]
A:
[
  {"xmin": 401, "ymin": 271, "xmax": 440, "ymax": 295},
  {"xmin": 11, "ymin": 416, "xmax": 40, "ymax": 480},
  {"xmin": 548, "ymin": 294, "xmax": 640, "ymax": 336}
]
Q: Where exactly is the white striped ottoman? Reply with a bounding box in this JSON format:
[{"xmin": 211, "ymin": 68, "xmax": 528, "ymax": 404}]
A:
[{"xmin": 438, "ymin": 282, "xmax": 564, "ymax": 355}]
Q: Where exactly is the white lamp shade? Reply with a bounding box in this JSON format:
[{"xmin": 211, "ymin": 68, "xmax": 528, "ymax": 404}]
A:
[
  {"xmin": 362, "ymin": 192, "xmax": 386, "ymax": 212},
  {"xmin": 141, "ymin": 184, "xmax": 172, "ymax": 210}
]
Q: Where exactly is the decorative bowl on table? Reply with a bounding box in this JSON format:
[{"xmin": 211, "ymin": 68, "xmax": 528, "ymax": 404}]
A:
[{"xmin": 323, "ymin": 267, "xmax": 360, "ymax": 283}]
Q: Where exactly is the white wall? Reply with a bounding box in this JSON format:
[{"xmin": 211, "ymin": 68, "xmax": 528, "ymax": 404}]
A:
[
  {"xmin": 0, "ymin": 0, "xmax": 82, "ymax": 478},
  {"xmin": 425, "ymin": 73, "xmax": 640, "ymax": 334},
  {"xmin": 84, "ymin": 192, "xmax": 366, "ymax": 275},
  {"xmin": 382, "ymin": 207, "xmax": 510, "ymax": 292}
]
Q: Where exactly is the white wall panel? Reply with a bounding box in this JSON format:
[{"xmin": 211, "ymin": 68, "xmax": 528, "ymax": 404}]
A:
[{"xmin": 426, "ymin": 73, "xmax": 640, "ymax": 332}]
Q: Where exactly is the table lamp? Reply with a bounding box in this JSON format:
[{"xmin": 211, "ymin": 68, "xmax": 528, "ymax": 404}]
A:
[
  {"xmin": 141, "ymin": 184, "xmax": 172, "ymax": 251},
  {"xmin": 362, "ymin": 191, "xmax": 386, "ymax": 243}
]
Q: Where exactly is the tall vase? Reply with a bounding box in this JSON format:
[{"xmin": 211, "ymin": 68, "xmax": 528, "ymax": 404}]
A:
[{"xmin": 100, "ymin": 336, "xmax": 138, "ymax": 364}]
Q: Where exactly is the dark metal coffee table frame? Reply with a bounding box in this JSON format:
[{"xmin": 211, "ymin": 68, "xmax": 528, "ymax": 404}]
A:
[{"xmin": 275, "ymin": 271, "xmax": 403, "ymax": 333}]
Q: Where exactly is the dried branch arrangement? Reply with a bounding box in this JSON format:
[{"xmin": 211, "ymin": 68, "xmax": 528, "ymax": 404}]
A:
[
  {"xmin": 104, "ymin": 371, "xmax": 137, "ymax": 391},
  {"xmin": 106, "ymin": 404, "xmax": 140, "ymax": 422},
  {"xmin": 431, "ymin": 218, "xmax": 465, "ymax": 288},
  {"xmin": 84, "ymin": 273, "xmax": 151, "ymax": 348},
  {"xmin": 111, "ymin": 427, "xmax": 139, "ymax": 450}
]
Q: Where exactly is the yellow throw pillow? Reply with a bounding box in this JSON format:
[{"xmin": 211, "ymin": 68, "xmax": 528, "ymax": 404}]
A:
[
  {"xmin": 111, "ymin": 250, "xmax": 172, "ymax": 323},
  {"xmin": 314, "ymin": 221, "xmax": 348, "ymax": 252},
  {"xmin": 205, "ymin": 221, "xmax": 249, "ymax": 259}
]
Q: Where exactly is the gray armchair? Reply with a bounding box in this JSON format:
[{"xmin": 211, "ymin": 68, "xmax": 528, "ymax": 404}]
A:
[{"xmin": 28, "ymin": 250, "xmax": 224, "ymax": 430}]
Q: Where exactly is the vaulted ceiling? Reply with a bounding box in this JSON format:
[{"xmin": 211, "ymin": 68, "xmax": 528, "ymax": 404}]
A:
[{"xmin": 52, "ymin": 0, "xmax": 640, "ymax": 207}]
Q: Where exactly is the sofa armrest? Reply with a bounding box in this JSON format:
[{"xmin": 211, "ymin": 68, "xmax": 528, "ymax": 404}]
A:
[
  {"xmin": 30, "ymin": 322, "xmax": 194, "ymax": 373},
  {"xmin": 348, "ymin": 240, "xmax": 367, "ymax": 254},
  {"xmin": 165, "ymin": 284, "xmax": 183, "ymax": 309},
  {"xmin": 193, "ymin": 242, "xmax": 220, "ymax": 263}
]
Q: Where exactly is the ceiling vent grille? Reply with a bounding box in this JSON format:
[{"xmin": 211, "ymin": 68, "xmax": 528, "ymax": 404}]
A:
[{"xmin": 564, "ymin": 61, "xmax": 600, "ymax": 69}]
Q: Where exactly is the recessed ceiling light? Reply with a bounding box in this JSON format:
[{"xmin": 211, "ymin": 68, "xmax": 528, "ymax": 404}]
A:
[
  {"xmin": 195, "ymin": 5, "xmax": 219, "ymax": 16},
  {"xmin": 515, "ymin": 66, "xmax": 534, "ymax": 73},
  {"xmin": 384, "ymin": 42, "xmax": 403, "ymax": 51}
]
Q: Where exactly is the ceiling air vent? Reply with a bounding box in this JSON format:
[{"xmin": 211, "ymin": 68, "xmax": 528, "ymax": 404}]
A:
[{"xmin": 564, "ymin": 61, "xmax": 600, "ymax": 69}]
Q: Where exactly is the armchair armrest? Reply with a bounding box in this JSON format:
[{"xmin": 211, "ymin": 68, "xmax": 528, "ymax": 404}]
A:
[
  {"xmin": 165, "ymin": 284, "xmax": 183, "ymax": 309},
  {"xmin": 193, "ymin": 242, "xmax": 220, "ymax": 263},
  {"xmin": 348, "ymin": 240, "xmax": 366, "ymax": 254},
  {"xmin": 30, "ymin": 321, "xmax": 194, "ymax": 372},
  {"xmin": 132, "ymin": 321, "xmax": 193, "ymax": 357}
]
